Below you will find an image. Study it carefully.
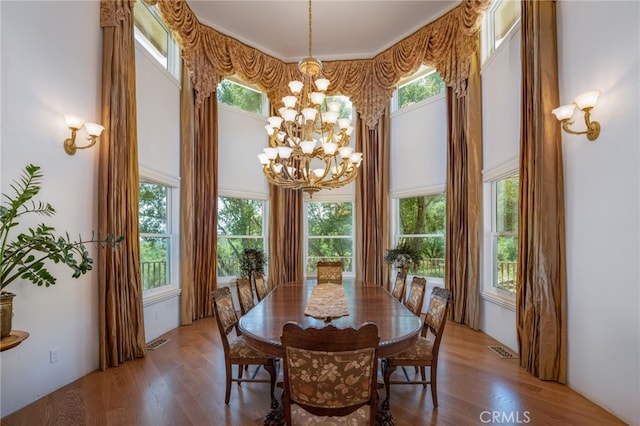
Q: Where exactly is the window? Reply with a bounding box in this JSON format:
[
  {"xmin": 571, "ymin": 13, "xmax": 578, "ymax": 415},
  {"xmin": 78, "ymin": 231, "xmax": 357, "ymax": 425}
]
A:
[
  {"xmin": 217, "ymin": 79, "xmax": 268, "ymax": 115},
  {"xmin": 139, "ymin": 180, "xmax": 176, "ymax": 292},
  {"xmin": 305, "ymin": 201, "xmax": 354, "ymax": 275},
  {"xmin": 217, "ymin": 196, "xmax": 267, "ymax": 278},
  {"xmin": 491, "ymin": 175, "xmax": 518, "ymax": 293},
  {"xmin": 394, "ymin": 193, "xmax": 446, "ymax": 278},
  {"xmin": 481, "ymin": 0, "xmax": 521, "ymax": 64},
  {"xmin": 133, "ymin": 1, "xmax": 180, "ymax": 80},
  {"xmin": 394, "ymin": 67, "xmax": 445, "ymax": 111}
]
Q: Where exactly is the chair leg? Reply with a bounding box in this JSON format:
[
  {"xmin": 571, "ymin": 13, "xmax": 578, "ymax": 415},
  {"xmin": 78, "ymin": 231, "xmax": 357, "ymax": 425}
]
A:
[
  {"xmin": 224, "ymin": 361, "xmax": 232, "ymax": 405},
  {"xmin": 430, "ymin": 364, "xmax": 438, "ymax": 408},
  {"xmin": 238, "ymin": 363, "xmax": 244, "ymax": 382},
  {"xmin": 264, "ymin": 360, "xmax": 279, "ymax": 409},
  {"xmin": 420, "ymin": 366, "xmax": 427, "ymax": 387},
  {"xmin": 382, "ymin": 363, "xmax": 396, "ymax": 410},
  {"xmin": 250, "ymin": 365, "xmax": 262, "ymax": 379}
]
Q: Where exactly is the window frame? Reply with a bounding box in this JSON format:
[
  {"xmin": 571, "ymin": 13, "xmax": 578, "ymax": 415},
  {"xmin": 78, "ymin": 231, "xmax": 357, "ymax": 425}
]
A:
[
  {"xmin": 303, "ymin": 196, "xmax": 355, "ymax": 279},
  {"xmin": 216, "ymin": 193, "xmax": 269, "ymax": 285},
  {"xmin": 139, "ymin": 168, "xmax": 181, "ymax": 304},
  {"xmin": 216, "ymin": 77, "xmax": 269, "ymax": 116},
  {"xmin": 480, "ymin": 0, "xmax": 522, "ymax": 65},
  {"xmin": 391, "ymin": 65, "xmax": 446, "ymax": 113}
]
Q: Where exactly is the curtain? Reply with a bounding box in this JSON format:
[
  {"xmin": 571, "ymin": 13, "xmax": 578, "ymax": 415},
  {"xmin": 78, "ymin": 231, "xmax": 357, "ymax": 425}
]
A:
[
  {"xmin": 355, "ymin": 108, "xmax": 390, "ymax": 289},
  {"xmin": 445, "ymin": 38, "xmax": 482, "ymax": 330},
  {"xmin": 517, "ymin": 0, "xmax": 567, "ymax": 383},
  {"xmin": 98, "ymin": 0, "xmax": 146, "ymax": 369},
  {"xmin": 179, "ymin": 62, "xmax": 195, "ymax": 325}
]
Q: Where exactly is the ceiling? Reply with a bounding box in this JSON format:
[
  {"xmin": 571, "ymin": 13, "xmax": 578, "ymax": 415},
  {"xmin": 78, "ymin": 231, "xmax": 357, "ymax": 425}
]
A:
[{"xmin": 186, "ymin": 1, "xmax": 461, "ymax": 62}]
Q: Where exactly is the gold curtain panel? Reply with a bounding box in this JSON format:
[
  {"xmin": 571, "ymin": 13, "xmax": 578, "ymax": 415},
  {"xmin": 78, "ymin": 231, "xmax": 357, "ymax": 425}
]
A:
[{"xmin": 148, "ymin": 0, "xmax": 490, "ymax": 129}]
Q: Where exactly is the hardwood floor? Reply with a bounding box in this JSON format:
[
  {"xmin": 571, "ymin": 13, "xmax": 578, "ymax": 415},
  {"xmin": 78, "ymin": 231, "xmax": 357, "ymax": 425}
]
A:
[{"xmin": 2, "ymin": 317, "xmax": 625, "ymax": 426}]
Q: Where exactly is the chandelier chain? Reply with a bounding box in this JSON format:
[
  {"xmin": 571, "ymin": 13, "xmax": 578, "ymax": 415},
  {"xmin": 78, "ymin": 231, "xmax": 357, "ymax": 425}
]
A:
[{"xmin": 308, "ymin": 0, "xmax": 313, "ymax": 58}]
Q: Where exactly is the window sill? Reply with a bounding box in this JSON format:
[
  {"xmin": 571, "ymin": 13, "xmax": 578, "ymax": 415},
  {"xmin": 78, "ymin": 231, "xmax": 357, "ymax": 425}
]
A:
[
  {"xmin": 143, "ymin": 287, "xmax": 181, "ymax": 307},
  {"xmin": 480, "ymin": 290, "xmax": 516, "ymax": 312}
]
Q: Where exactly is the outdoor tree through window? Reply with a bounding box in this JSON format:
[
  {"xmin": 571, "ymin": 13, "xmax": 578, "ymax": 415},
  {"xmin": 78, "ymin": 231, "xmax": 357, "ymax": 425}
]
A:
[
  {"xmin": 306, "ymin": 201, "xmax": 354, "ymax": 274},
  {"xmin": 493, "ymin": 175, "xmax": 518, "ymax": 293},
  {"xmin": 139, "ymin": 181, "xmax": 171, "ymax": 291}
]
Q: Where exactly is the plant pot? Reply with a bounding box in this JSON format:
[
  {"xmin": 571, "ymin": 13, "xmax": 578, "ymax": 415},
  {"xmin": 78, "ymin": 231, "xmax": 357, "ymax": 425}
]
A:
[{"xmin": 0, "ymin": 292, "xmax": 16, "ymax": 338}]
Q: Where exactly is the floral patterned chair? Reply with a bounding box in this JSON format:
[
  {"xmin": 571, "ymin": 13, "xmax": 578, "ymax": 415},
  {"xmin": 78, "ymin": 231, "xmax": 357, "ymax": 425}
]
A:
[
  {"xmin": 316, "ymin": 261, "xmax": 343, "ymax": 284},
  {"xmin": 252, "ymin": 272, "xmax": 268, "ymax": 301},
  {"xmin": 404, "ymin": 276, "xmax": 426, "ymax": 317},
  {"xmin": 382, "ymin": 286, "xmax": 451, "ymax": 410},
  {"xmin": 236, "ymin": 278, "xmax": 255, "ymax": 315},
  {"xmin": 211, "ymin": 287, "xmax": 278, "ymax": 409},
  {"xmin": 280, "ymin": 322, "xmax": 380, "ymax": 425},
  {"xmin": 390, "ymin": 270, "xmax": 408, "ymax": 302}
]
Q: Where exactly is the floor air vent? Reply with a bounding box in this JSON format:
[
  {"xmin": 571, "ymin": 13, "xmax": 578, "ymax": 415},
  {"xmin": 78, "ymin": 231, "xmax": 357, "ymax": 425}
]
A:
[
  {"xmin": 488, "ymin": 345, "xmax": 516, "ymax": 359},
  {"xmin": 147, "ymin": 338, "xmax": 170, "ymax": 350}
]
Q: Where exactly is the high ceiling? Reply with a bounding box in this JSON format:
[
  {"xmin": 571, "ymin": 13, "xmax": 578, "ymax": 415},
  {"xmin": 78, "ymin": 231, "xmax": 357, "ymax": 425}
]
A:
[{"xmin": 186, "ymin": 1, "xmax": 461, "ymax": 62}]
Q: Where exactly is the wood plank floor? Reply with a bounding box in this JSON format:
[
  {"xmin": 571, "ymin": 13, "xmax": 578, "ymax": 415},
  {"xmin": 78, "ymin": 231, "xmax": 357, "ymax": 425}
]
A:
[{"xmin": 2, "ymin": 317, "xmax": 625, "ymax": 426}]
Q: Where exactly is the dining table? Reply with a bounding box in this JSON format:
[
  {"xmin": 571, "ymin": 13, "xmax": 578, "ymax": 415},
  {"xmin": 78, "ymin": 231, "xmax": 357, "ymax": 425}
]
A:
[{"xmin": 238, "ymin": 280, "xmax": 423, "ymax": 358}]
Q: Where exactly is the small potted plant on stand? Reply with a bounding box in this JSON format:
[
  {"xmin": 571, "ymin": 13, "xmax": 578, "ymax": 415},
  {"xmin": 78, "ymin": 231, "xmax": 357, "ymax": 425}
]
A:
[
  {"xmin": 0, "ymin": 164, "xmax": 122, "ymax": 339},
  {"xmin": 383, "ymin": 241, "xmax": 422, "ymax": 273},
  {"xmin": 239, "ymin": 248, "xmax": 266, "ymax": 279}
]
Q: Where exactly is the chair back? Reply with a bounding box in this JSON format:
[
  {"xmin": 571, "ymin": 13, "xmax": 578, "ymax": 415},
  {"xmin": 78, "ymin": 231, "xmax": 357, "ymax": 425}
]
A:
[
  {"xmin": 404, "ymin": 276, "xmax": 426, "ymax": 316},
  {"xmin": 236, "ymin": 278, "xmax": 255, "ymax": 315},
  {"xmin": 252, "ymin": 272, "xmax": 268, "ymax": 301},
  {"xmin": 211, "ymin": 287, "xmax": 239, "ymax": 353},
  {"xmin": 391, "ymin": 270, "xmax": 407, "ymax": 301},
  {"xmin": 316, "ymin": 261, "xmax": 343, "ymax": 284},
  {"xmin": 281, "ymin": 322, "xmax": 379, "ymax": 424},
  {"xmin": 423, "ymin": 286, "xmax": 452, "ymax": 348}
]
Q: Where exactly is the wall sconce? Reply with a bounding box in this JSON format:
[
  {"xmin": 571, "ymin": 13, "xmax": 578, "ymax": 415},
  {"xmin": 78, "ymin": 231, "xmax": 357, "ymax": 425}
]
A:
[
  {"xmin": 552, "ymin": 91, "xmax": 601, "ymax": 141},
  {"xmin": 63, "ymin": 114, "xmax": 105, "ymax": 155}
]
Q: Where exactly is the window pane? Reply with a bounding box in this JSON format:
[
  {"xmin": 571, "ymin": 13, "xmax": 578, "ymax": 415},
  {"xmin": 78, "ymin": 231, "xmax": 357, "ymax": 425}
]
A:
[
  {"xmin": 398, "ymin": 71, "xmax": 445, "ymax": 109},
  {"xmin": 139, "ymin": 182, "xmax": 167, "ymax": 234},
  {"xmin": 494, "ymin": 0, "xmax": 521, "ymax": 48},
  {"xmin": 217, "ymin": 80, "xmax": 264, "ymax": 114},
  {"xmin": 217, "ymin": 237, "xmax": 264, "ymax": 277},
  {"xmin": 140, "ymin": 236, "xmax": 170, "ymax": 290},
  {"xmin": 307, "ymin": 238, "xmax": 353, "ymax": 272},
  {"xmin": 133, "ymin": 2, "xmax": 168, "ymax": 60},
  {"xmin": 307, "ymin": 202, "xmax": 352, "ymax": 236},
  {"xmin": 495, "ymin": 176, "xmax": 519, "ymax": 233},
  {"xmin": 217, "ymin": 197, "xmax": 263, "ymax": 236},
  {"xmin": 399, "ymin": 193, "xmax": 446, "ymax": 235},
  {"xmin": 495, "ymin": 235, "xmax": 518, "ymax": 292}
]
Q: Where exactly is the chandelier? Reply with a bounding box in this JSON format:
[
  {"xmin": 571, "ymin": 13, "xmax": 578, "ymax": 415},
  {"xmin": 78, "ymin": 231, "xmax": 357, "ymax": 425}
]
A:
[{"xmin": 257, "ymin": 0, "xmax": 363, "ymax": 196}]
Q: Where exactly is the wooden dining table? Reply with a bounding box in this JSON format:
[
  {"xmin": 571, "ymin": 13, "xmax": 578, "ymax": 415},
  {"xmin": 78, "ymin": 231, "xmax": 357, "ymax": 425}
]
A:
[{"xmin": 238, "ymin": 280, "xmax": 423, "ymax": 358}]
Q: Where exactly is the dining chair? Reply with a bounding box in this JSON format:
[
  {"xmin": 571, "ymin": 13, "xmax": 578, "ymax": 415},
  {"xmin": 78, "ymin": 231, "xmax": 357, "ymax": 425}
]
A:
[
  {"xmin": 211, "ymin": 287, "xmax": 279, "ymax": 409},
  {"xmin": 252, "ymin": 271, "xmax": 268, "ymax": 301},
  {"xmin": 391, "ymin": 270, "xmax": 408, "ymax": 302},
  {"xmin": 404, "ymin": 276, "xmax": 427, "ymax": 317},
  {"xmin": 281, "ymin": 321, "xmax": 380, "ymax": 425},
  {"xmin": 382, "ymin": 286, "xmax": 451, "ymax": 409},
  {"xmin": 236, "ymin": 278, "xmax": 255, "ymax": 316},
  {"xmin": 316, "ymin": 260, "xmax": 343, "ymax": 284}
]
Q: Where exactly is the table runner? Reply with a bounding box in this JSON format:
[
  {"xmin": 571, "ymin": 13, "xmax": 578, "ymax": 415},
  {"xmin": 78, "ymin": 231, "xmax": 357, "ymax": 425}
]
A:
[{"xmin": 304, "ymin": 283, "xmax": 350, "ymax": 319}]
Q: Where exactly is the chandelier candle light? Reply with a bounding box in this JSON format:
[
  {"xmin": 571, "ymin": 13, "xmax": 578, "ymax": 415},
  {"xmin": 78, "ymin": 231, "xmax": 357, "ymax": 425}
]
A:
[{"xmin": 257, "ymin": 0, "xmax": 363, "ymax": 196}]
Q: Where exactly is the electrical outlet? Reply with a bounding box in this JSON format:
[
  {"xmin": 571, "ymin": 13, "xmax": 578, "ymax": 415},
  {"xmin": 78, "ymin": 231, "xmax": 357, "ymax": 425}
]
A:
[{"xmin": 49, "ymin": 348, "xmax": 59, "ymax": 364}]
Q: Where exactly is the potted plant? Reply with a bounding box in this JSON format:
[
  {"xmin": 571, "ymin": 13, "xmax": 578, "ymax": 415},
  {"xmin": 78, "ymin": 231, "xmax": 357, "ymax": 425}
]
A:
[
  {"xmin": 384, "ymin": 241, "xmax": 422, "ymax": 272},
  {"xmin": 0, "ymin": 164, "xmax": 122, "ymax": 338},
  {"xmin": 239, "ymin": 248, "xmax": 266, "ymax": 279}
]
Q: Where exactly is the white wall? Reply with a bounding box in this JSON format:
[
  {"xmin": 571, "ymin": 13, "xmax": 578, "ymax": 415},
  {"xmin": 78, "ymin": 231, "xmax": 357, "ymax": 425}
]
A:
[
  {"xmin": 0, "ymin": 1, "xmax": 103, "ymax": 417},
  {"xmin": 557, "ymin": 1, "xmax": 639, "ymax": 424}
]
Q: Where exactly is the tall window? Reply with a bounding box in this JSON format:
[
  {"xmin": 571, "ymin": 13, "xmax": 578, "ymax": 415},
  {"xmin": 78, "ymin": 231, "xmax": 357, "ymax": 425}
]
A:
[
  {"xmin": 217, "ymin": 79, "xmax": 268, "ymax": 115},
  {"xmin": 217, "ymin": 196, "xmax": 267, "ymax": 278},
  {"xmin": 394, "ymin": 67, "xmax": 445, "ymax": 111},
  {"xmin": 481, "ymin": 0, "xmax": 521, "ymax": 64},
  {"xmin": 305, "ymin": 201, "xmax": 354, "ymax": 274},
  {"xmin": 133, "ymin": 1, "xmax": 180, "ymax": 80},
  {"xmin": 395, "ymin": 193, "xmax": 446, "ymax": 278},
  {"xmin": 139, "ymin": 181, "xmax": 174, "ymax": 291},
  {"xmin": 492, "ymin": 175, "xmax": 519, "ymax": 293}
]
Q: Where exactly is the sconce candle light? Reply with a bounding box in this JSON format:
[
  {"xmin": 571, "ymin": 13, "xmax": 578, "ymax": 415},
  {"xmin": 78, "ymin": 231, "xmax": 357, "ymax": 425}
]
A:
[
  {"xmin": 552, "ymin": 91, "xmax": 601, "ymax": 141},
  {"xmin": 63, "ymin": 114, "xmax": 105, "ymax": 155}
]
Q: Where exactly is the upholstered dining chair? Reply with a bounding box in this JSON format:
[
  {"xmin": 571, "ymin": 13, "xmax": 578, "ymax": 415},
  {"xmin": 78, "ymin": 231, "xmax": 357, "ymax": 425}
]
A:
[
  {"xmin": 404, "ymin": 276, "xmax": 427, "ymax": 317},
  {"xmin": 236, "ymin": 278, "xmax": 255, "ymax": 316},
  {"xmin": 281, "ymin": 322, "xmax": 380, "ymax": 425},
  {"xmin": 252, "ymin": 272, "xmax": 268, "ymax": 302},
  {"xmin": 382, "ymin": 286, "xmax": 451, "ymax": 410},
  {"xmin": 391, "ymin": 270, "xmax": 408, "ymax": 302},
  {"xmin": 211, "ymin": 287, "xmax": 278, "ymax": 409},
  {"xmin": 316, "ymin": 260, "xmax": 343, "ymax": 284}
]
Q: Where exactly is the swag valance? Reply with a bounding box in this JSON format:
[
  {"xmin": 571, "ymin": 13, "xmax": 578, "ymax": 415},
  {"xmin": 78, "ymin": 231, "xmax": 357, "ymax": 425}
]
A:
[{"xmin": 147, "ymin": 0, "xmax": 489, "ymax": 128}]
